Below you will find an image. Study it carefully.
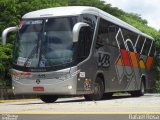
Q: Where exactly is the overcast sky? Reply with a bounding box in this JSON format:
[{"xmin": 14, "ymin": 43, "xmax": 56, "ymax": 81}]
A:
[{"xmin": 104, "ymin": 0, "xmax": 160, "ymax": 31}]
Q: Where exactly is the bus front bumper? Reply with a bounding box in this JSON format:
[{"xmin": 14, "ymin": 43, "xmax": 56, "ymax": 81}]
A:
[{"xmin": 12, "ymin": 78, "xmax": 77, "ymax": 95}]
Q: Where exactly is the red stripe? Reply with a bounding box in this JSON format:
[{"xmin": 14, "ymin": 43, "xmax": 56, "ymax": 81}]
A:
[
  {"xmin": 146, "ymin": 56, "xmax": 154, "ymax": 71},
  {"xmin": 136, "ymin": 53, "xmax": 140, "ymax": 59},
  {"xmin": 120, "ymin": 49, "xmax": 131, "ymax": 66}
]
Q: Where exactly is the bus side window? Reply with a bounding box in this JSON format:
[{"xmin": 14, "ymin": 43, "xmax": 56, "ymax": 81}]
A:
[
  {"xmin": 142, "ymin": 38, "xmax": 152, "ymax": 55},
  {"xmin": 127, "ymin": 42, "xmax": 134, "ymax": 52},
  {"xmin": 109, "ymin": 26, "xmax": 118, "ymax": 47},
  {"xmin": 116, "ymin": 28, "xmax": 126, "ymax": 49},
  {"xmin": 77, "ymin": 26, "xmax": 92, "ymax": 62},
  {"xmin": 136, "ymin": 36, "xmax": 145, "ymax": 53},
  {"xmin": 123, "ymin": 29, "xmax": 138, "ymax": 51},
  {"xmin": 149, "ymin": 42, "xmax": 156, "ymax": 57},
  {"xmin": 79, "ymin": 14, "xmax": 97, "ymax": 30},
  {"xmin": 96, "ymin": 18, "xmax": 118, "ymax": 48}
]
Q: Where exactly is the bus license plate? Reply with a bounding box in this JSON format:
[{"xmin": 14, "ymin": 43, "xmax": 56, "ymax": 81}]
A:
[{"xmin": 33, "ymin": 87, "xmax": 44, "ymax": 91}]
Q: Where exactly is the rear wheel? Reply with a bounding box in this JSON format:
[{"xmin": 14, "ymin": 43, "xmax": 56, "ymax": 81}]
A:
[
  {"xmin": 130, "ymin": 81, "xmax": 145, "ymax": 97},
  {"xmin": 39, "ymin": 95, "xmax": 58, "ymax": 103},
  {"xmin": 84, "ymin": 77, "xmax": 104, "ymax": 101}
]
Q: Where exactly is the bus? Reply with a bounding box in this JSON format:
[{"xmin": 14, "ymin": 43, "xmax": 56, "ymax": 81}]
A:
[{"xmin": 2, "ymin": 6, "xmax": 156, "ymax": 103}]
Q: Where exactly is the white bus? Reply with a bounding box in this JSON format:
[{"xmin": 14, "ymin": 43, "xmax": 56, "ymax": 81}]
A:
[{"xmin": 2, "ymin": 6, "xmax": 156, "ymax": 103}]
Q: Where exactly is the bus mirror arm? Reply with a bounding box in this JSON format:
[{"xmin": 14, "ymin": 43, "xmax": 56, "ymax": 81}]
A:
[
  {"xmin": 72, "ymin": 22, "xmax": 89, "ymax": 42},
  {"xmin": 2, "ymin": 26, "xmax": 18, "ymax": 45}
]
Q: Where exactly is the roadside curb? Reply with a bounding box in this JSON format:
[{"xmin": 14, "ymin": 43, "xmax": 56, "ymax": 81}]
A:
[
  {"xmin": 0, "ymin": 88, "xmax": 37, "ymax": 100},
  {"xmin": 0, "ymin": 98, "xmax": 38, "ymax": 103}
]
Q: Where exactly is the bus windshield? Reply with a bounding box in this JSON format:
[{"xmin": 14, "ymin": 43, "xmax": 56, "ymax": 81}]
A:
[{"xmin": 13, "ymin": 17, "xmax": 78, "ymax": 67}]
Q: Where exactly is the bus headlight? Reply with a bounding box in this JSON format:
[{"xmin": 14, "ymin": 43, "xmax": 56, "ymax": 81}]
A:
[
  {"xmin": 12, "ymin": 86, "xmax": 15, "ymax": 90},
  {"xmin": 68, "ymin": 85, "xmax": 73, "ymax": 89}
]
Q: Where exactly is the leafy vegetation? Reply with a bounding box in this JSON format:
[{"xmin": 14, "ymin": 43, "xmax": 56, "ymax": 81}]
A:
[
  {"xmin": 153, "ymin": 81, "xmax": 160, "ymax": 93},
  {"xmin": 0, "ymin": 0, "xmax": 160, "ymax": 90}
]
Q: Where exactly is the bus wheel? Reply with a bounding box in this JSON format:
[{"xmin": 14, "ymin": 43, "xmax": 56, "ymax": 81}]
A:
[
  {"xmin": 130, "ymin": 81, "xmax": 145, "ymax": 97},
  {"xmin": 39, "ymin": 95, "xmax": 58, "ymax": 103},
  {"xmin": 84, "ymin": 77, "xmax": 104, "ymax": 101},
  {"xmin": 103, "ymin": 92, "xmax": 113, "ymax": 99}
]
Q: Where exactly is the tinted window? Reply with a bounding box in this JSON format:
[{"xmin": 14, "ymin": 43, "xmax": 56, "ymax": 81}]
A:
[
  {"xmin": 149, "ymin": 42, "xmax": 155, "ymax": 56},
  {"xmin": 122, "ymin": 29, "xmax": 138, "ymax": 46},
  {"xmin": 77, "ymin": 27, "xmax": 93, "ymax": 62},
  {"xmin": 116, "ymin": 28, "xmax": 125, "ymax": 49},
  {"xmin": 127, "ymin": 42, "xmax": 134, "ymax": 52},
  {"xmin": 13, "ymin": 17, "xmax": 78, "ymax": 67},
  {"xmin": 142, "ymin": 38, "xmax": 152, "ymax": 55},
  {"xmin": 79, "ymin": 14, "xmax": 97, "ymax": 29},
  {"xmin": 136, "ymin": 36, "xmax": 145, "ymax": 53},
  {"xmin": 77, "ymin": 14, "xmax": 97, "ymax": 62},
  {"xmin": 96, "ymin": 18, "xmax": 118, "ymax": 48}
]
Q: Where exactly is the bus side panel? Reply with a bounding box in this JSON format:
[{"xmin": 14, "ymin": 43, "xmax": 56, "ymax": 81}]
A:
[{"xmin": 76, "ymin": 55, "xmax": 98, "ymax": 94}]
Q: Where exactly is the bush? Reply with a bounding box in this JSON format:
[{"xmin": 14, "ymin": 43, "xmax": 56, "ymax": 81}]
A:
[
  {"xmin": 0, "ymin": 79, "xmax": 11, "ymax": 88},
  {"xmin": 153, "ymin": 81, "xmax": 160, "ymax": 93}
]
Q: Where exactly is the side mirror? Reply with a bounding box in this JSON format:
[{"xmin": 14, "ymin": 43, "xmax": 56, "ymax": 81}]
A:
[
  {"xmin": 2, "ymin": 26, "xmax": 18, "ymax": 45},
  {"xmin": 72, "ymin": 22, "xmax": 89, "ymax": 42}
]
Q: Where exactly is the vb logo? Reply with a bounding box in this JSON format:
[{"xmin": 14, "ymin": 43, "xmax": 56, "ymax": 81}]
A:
[{"xmin": 98, "ymin": 51, "xmax": 110, "ymax": 68}]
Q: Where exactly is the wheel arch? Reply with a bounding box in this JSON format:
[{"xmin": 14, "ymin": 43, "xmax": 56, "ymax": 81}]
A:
[
  {"xmin": 96, "ymin": 72, "xmax": 105, "ymax": 90},
  {"xmin": 141, "ymin": 74, "xmax": 146, "ymax": 89}
]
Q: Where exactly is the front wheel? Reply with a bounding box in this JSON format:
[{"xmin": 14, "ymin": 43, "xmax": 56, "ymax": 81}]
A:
[
  {"xmin": 84, "ymin": 77, "xmax": 104, "ymax": 101},
  {"xmin": 103, "ymin": 92, "xmax": 113, "ymax": 99},
  {"xmin": 39, "ymin": 95, "xmax": 58, "ymax": 103}
]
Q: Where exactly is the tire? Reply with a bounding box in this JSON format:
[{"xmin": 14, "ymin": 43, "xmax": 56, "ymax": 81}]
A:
[
  {"xmin": 130, "ymin": 81, "xmax": 145, "ymax": 97},
  {"xmin": 84, "ymin": 77, "xmax": 104, "ymax": 101},
  {"xmin": 103, "ymin": 92, "xmax": 113, "ymax": 99},
  {"xmin": 39, "ymin": 95, "xmax": 58, "ymax": 103}
]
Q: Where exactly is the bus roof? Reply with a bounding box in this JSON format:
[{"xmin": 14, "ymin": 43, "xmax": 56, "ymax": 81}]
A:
[{"xmin": 22, "ymin": 6, "xmax": 154, "ymax": 40}]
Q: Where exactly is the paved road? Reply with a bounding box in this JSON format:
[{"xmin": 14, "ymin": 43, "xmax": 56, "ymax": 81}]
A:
[
  {"xmin": 0, "ymin": 94, "xmax": 160, "ymax": 120},
  {"xmin": 0, "ymin": 94, "xmax": 160, "ymax": 114}
]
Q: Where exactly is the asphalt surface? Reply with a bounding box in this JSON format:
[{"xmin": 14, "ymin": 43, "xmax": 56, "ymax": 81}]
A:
[{"xmin": 0, "ymin": 94, "xmax": 160, "ymax": 120}]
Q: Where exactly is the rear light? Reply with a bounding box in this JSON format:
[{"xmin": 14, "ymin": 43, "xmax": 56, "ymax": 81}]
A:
[{"xmin": 33, "ymin": 87, "xmax": 44, "ymax": 91}]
